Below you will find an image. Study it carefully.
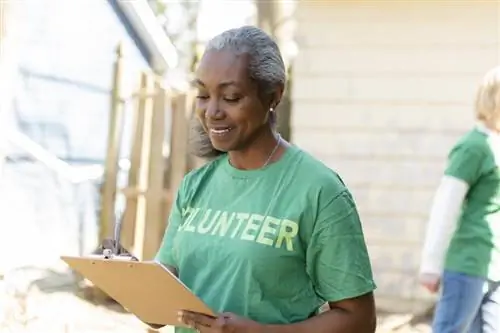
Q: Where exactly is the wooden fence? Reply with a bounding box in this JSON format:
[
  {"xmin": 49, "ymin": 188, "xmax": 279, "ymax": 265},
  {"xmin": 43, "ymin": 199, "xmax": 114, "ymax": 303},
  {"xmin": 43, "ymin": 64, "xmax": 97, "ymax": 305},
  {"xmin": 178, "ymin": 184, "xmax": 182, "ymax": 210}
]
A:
[{"xmin": 99, "ymin": 43, "xmax": 193, "ymax": 262}]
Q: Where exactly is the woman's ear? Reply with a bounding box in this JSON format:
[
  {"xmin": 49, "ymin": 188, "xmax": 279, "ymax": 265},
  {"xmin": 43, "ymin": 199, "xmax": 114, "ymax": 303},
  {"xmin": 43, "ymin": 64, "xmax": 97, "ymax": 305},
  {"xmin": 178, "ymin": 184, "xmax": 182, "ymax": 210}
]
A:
[{"xmin": 270, "ymin": 84, "xmax": 285, "ymax": 110}]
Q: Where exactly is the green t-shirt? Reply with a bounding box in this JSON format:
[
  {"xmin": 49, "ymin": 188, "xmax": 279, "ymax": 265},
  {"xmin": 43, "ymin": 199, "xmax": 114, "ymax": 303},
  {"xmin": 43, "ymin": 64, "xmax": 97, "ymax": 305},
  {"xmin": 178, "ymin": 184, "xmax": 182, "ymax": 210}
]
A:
[
  {"xmin": 156, "ymin": 145, "xmax": 376, "ymax": 332},
  {"xmin": 444, "ymin": 127, "xmax": 500, "ymax": 281}
]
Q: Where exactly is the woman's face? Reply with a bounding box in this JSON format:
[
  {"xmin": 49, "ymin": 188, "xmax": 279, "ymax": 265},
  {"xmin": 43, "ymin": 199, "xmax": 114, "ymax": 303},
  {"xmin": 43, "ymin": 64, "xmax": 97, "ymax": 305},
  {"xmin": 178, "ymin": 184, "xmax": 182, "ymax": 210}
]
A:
[{"xmin": 194, "ymin": 50, "xmax": 270, "ymax": 152}]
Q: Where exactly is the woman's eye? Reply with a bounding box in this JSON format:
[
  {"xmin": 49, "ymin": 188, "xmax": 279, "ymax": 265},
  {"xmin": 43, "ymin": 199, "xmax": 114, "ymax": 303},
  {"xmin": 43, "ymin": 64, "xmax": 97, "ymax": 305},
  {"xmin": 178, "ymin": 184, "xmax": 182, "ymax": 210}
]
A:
[
  {"xmin": 224, "ymin": 96, "xmax": 240, "ymax": 103},
  {"xmin": 196, "ymin": 95, "xmax": 209, "ymax": 100}
]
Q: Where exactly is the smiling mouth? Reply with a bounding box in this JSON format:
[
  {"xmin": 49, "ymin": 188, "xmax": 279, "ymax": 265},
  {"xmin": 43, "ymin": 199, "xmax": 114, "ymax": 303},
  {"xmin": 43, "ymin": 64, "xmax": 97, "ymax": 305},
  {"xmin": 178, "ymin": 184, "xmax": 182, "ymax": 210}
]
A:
[{"xmin": 209, "ymin": 127, "xmax": 232, "ymax": 135}]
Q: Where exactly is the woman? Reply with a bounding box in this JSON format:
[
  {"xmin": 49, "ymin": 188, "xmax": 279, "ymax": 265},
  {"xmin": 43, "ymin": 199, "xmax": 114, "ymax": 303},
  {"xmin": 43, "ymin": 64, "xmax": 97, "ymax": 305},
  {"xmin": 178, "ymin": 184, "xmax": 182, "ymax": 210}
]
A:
[
  {"xmin": 419, "ymin": 66, "xmax": 500, "ymax": 333},
  {"xmin": 156, "ymin": 25, "xmax": 377, "ymax": 333}
]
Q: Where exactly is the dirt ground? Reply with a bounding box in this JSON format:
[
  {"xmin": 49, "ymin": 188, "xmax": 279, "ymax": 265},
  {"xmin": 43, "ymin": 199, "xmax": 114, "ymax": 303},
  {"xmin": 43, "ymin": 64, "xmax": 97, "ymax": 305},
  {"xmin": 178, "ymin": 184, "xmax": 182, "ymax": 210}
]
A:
[{"xmin": 0, "ymin": 266, "xmax": 431, "ymax": 333}]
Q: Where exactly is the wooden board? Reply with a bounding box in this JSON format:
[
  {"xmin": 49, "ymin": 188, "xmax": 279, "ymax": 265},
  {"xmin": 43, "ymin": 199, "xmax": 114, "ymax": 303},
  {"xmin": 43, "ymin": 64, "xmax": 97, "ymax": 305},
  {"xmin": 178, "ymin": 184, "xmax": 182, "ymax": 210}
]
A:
[{"xmin": 61, "ymin": 256, "xmax": 214, "ymax": 328}]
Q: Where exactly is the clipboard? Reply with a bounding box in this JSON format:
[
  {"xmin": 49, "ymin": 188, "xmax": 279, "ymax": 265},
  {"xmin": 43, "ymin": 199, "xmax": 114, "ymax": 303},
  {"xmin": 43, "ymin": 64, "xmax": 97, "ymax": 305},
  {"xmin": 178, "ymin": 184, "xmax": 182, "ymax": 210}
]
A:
[{"xmin": 61, "ymin": 255, "xmax": 214, "ymax": 328}]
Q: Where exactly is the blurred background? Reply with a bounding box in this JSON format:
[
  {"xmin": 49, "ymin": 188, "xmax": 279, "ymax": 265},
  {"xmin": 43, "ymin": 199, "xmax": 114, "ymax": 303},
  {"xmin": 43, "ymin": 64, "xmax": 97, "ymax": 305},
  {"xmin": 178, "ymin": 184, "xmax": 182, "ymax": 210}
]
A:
[{"xmin": 0, "ymin": 0, "xmax": 495, "ymax": 332}]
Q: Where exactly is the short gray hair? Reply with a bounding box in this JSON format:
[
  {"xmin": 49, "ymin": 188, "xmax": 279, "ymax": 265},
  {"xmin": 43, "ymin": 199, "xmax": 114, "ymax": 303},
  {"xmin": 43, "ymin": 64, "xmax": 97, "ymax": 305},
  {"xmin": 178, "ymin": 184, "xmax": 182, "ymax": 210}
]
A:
[
  {"xmin": 189, "ymin": 26, "xmax": 286, "ymax": 160},
  {"xmin": 205, "ymin": 25, "xmax": 286, "ymax": 99}
]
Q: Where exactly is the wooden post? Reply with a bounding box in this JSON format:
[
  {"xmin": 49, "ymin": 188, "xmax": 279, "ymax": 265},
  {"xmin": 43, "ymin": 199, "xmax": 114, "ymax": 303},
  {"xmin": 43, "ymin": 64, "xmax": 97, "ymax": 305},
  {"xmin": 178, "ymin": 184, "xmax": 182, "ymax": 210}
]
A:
[
  {"xmin": 120, "ymin": 72, "xmax": 150, "ymax": 251},
  {"xmin": 99, "ymin": 43, "xmax": 124, "ymax": 243},
  {"xmin": 133, "ymin": 77, "xmax": 167, "ymax": 261},
  {"xmin": 131, "ymin": 73, "xmax": 154, "ymax": 260},
  {"xmin": 169, "ymin": 92, "xmax": 191, "ymax": 195},
  {"xmin": 143, "ymin": 79, "xmax": 167, "ymax": 259},
  {"xmin": 162, "ymin": 91, "xmax": 192, "ymax": 229}
]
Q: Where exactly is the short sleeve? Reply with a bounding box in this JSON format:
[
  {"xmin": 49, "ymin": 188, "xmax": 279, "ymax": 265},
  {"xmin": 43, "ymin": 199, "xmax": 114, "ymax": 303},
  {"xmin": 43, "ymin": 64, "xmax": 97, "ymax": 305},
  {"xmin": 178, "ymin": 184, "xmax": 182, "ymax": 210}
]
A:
[
  {"xmin": 306, "ymin": 190, "xmax": 376, "ymax": 303},
  {"xmin": 155, "ymin": 184, "xmax": 185, "ymax": 267},
  {"xmin": 444, "ymin": 144, "xmax": 484, "ymax": 186}
]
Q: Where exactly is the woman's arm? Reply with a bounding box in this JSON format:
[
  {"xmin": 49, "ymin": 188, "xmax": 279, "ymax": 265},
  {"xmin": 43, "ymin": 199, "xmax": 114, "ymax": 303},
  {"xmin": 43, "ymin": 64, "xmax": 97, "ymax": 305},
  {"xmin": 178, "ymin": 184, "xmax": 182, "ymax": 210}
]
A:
[
  {"xmin": 420, "ymin": 142, "xmax": 484, "ymax": 276},
  {"xmin": 262, "ymin": 293, "xmax": 375, "ymax": 333},
  {"xmin": 420, "ymin": 175, "xmax": 468, "ymax": 275}
]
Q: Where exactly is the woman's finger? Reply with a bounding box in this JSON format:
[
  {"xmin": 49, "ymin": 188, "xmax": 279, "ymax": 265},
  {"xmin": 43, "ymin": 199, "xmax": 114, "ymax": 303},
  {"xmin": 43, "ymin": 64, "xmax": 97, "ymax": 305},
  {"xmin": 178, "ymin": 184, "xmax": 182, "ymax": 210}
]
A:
[{"xmin": 178, "ymin": 310, "xmax": 216, "ymax": 328}]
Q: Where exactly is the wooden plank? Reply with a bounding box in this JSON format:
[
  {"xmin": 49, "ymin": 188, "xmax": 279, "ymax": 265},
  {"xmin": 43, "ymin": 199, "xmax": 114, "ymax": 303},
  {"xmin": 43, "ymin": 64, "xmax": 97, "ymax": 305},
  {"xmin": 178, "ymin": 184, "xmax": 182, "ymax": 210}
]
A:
[
  {"xmin": 121, "ymin": 72, "xmax": 149, "ymax": 251},
  {"xmin": 143, "ymin": 81, "xmax": 167, "ymax": 260},
  {"xmin": 131, "ymin": 73, "xmax": 154, "ymax": 260},
  {"xmin": 99, "ymin": 43, "xmax": 124, "ymax": 243},
  {"xmin": 133, "ymin": 80, "xmax": 167, "ymax": 261},
  {"xmin": 169, "ymin": 92, "xmax": 191, "ymax": 195}
]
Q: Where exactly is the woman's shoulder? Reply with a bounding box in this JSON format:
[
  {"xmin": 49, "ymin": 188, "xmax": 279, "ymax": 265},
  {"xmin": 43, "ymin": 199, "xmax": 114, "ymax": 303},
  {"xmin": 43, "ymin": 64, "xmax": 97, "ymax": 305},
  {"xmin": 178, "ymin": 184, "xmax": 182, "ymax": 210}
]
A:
[
  {"xmin": 178, "ymin": 155, "xmax": 226, "ymax": 193},
  {"xmin": 291, "ymin": 146, "xmax": 349, "ymax": 197},
  {"xmin": 454, "ymin": 127, "xmax": 489, "ymax": 148},
  {"xmin": 448, "ymin": 127, "xmax": 491, "ymax": 159}
]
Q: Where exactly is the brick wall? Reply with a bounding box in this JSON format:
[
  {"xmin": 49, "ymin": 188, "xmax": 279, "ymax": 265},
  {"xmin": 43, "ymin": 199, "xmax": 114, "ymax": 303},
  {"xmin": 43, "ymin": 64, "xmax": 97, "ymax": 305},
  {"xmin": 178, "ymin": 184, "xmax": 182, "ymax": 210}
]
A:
[{"xmin": 291, "ymin": 1, "xmax": 500, "ymax": 312}]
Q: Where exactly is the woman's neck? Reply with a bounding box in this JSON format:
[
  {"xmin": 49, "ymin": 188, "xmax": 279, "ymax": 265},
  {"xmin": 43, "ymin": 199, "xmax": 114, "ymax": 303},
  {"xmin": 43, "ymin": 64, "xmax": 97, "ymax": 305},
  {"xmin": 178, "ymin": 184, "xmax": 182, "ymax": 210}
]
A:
[
  {"xmin": 228, "ymin": 129, "xmax": 284, "ymax": 170},
  {"xmin": 478, "ymin": 120, "xmax": 500, "ymax": 134}
]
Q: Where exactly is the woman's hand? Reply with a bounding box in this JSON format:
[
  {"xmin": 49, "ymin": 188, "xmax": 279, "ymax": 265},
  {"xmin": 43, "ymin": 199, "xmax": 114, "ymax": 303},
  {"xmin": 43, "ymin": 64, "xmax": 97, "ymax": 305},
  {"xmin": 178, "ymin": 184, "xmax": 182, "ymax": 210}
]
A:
[
  {"xmin": 419, "ymin": 273, "xmax": 440, "ymax": 293},
  {"xmin": 99, "ymin": 238, "xmax": 139, "ymax": 261},
  {"xmin": 178, "ymin": 311, "xmax": 264, "ymax": 333}
]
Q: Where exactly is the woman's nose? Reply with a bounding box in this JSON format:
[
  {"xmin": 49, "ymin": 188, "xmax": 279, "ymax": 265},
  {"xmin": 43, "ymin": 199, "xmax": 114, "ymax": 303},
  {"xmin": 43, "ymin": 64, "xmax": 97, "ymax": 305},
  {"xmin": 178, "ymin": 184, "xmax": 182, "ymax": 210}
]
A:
[{"xmin": 205, "ymin": 99, "xmax": 223, "ymax": 119}]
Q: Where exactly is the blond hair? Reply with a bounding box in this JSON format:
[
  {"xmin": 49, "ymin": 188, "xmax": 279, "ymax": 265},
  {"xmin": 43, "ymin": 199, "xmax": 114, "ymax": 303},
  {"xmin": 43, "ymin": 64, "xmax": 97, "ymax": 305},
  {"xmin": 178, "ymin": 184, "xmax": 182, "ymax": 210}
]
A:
[{"xmin": 475, "ymin": 66, "xmax": 500, "ymax": 123}]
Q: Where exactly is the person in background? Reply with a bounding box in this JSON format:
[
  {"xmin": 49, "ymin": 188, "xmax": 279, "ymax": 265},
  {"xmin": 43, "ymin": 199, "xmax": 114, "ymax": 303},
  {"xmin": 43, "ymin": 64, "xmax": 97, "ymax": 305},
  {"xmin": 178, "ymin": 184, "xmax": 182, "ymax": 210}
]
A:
[
  {"xmin": 154, "ymin": 25, "xmax": 377, "ymax": 333},
  {"xmin": 419, "ymin": 66, "xmax": 500, "ymax": 333}
]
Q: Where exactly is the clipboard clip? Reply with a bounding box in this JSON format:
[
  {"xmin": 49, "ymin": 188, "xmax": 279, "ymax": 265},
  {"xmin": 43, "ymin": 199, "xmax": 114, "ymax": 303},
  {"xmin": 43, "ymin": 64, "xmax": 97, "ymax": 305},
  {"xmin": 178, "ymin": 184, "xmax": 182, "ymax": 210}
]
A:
[
  {"xmin": 103, "ymin": 248, "xmax": 114, "ymax": 259},
  {"xmin": 101, "ymin": 249, "xmax": 137, "ymax": 261}
]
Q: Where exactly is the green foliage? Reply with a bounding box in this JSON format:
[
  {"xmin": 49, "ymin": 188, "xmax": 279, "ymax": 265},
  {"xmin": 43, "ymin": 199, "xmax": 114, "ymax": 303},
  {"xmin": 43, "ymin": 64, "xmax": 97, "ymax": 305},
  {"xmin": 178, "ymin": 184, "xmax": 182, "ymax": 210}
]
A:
[{"xmin": 148, "ymin": 0, "xmax": 167, "ymax": 16}]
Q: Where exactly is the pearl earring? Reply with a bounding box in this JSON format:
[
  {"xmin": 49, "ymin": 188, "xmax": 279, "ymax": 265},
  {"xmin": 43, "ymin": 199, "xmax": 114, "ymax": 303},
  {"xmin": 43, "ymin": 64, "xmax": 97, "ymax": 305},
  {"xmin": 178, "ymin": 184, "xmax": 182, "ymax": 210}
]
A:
[{"xmin": 270, "ymin": 107, "xmax": 274, "ymax": 112}]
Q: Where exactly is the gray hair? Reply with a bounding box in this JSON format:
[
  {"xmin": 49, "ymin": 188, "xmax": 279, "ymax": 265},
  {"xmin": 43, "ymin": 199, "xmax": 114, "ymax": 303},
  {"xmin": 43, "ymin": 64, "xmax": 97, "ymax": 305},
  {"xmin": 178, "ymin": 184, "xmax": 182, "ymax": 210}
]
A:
[{"xmin": 189, "ymin": 25, "xmax": 286, "ymax": 159}]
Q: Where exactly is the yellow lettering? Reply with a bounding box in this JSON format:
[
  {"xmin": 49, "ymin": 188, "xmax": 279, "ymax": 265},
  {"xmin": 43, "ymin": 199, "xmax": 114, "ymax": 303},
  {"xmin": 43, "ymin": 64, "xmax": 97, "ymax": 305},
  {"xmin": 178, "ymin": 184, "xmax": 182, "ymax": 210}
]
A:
[
  {"xmin": 231, "ymin": 213, "xmax": 249, "ymax": 238},
  {"xmin": 211, "ymin": 212, "xmax": 235, "ymax": 236},
  {"xmin": 188, "ymin": 208, "xmax": 210, "ymax": 233},
  {"xmin": 198, "ymin": 210, "xmax": 220, "ymax": 234},
  {"xmin": 181, "ymin": 207, "xmax": 199, "ymax": 232},
  {"xmin": 256, "ymin": 216, "xmax": 281, "ymax": 246},
  {"xmin": 241, "ymin": 214, "xmax": 264, "ymax": 241},
  {"xmin": 275, "ymin": 219, "xmax": 299, "ymax": 252}
]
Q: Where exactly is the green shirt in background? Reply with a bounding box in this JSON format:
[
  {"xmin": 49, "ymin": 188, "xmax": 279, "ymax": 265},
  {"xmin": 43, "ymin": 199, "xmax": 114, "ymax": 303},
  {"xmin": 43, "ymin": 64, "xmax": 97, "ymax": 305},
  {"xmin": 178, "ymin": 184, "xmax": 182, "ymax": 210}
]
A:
[
  {"xmin": 156, "ymin": 145, "xmax": 376, "ymax": 333},
  {"xmin": 445, "ymin": 127, "xmax": 500, "ymax": 281}
]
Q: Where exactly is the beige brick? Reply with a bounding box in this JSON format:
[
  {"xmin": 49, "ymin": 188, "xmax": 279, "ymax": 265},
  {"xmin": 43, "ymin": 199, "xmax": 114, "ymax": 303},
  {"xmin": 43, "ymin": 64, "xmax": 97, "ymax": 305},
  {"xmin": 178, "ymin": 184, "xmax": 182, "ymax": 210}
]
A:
[
  {"xmin": 294, "ymin": 46, "xmax": 497, "ymax": 76},
  {"xmin": 349, "ymin": 186, "xmax": 434, "ymax": 217},
  {"xmin": 292, "ymin": 0, "xmax": 500, "ymax": 308},
  {"xmin": 368, "ymin": 243, "xmax": 422, "ymax": 274},
  {"xmin": 292, "ymin": 75, "xmax": 478, "ymax": 104},
  {"xmin": 293, "ymin": 129, "xmax": 460, "ymax": 159},
  {"xmin": 376, "ymin": 296, "xmax": 435, "ymax": 314},
  {"xmin": 297, "ymin": 1, "xmax": 498, "ymax": 47},
  {"xmin": 372, "ymin": 271, "xmax": 416, "ymax": 299},
  {"xmin": 291, "ymin": 102, "xmax": 474, "ymax": 132},
  {"xmin": 317, "ymin": 157, "xmax": 444, "ymax": 189},
  {"xmin": 362, "ymin": 215, "xmax": 426, "ymax": 245}
]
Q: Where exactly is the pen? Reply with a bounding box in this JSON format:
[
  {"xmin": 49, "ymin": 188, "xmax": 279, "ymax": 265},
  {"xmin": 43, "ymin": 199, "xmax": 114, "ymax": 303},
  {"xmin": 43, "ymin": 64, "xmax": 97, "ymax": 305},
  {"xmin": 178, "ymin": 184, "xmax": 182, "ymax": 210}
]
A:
[{"xmin": 113, "ymin": 210, "xmax": 123, "ymax": 255}]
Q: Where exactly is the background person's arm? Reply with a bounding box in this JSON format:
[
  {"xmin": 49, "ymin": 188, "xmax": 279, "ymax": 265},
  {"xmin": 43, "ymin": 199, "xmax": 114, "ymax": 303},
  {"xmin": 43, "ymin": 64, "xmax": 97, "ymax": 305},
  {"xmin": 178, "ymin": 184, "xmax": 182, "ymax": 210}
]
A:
[
  {"xmin": 420, "ymin": 176, "xmax": 468, "ymax": 276},
  {"xmin": 419, "ymin": 142, "xmax": 484, "ymax": 282}
]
